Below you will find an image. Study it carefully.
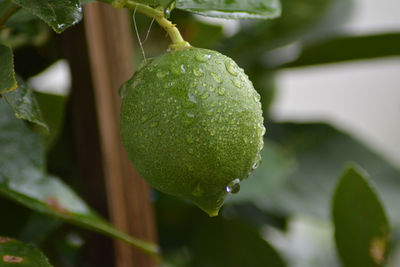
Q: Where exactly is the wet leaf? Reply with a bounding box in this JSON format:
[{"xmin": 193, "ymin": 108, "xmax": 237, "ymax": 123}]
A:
[
  {"xmin": 0, "ymin": 99, "xmax": 158, "ymax": 255},
  {"xmin": 12, "ymin": 0, "xmax": 83, "ymax": 33},
  {"xmin": 3, "ymin": 76, "xmax": 48, "ymax": 132}
]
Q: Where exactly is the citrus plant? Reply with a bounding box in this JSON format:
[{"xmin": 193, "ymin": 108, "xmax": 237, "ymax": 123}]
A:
[{"xmin": 1, "ymin": 0, "xmax": 400, "ymax": 266}]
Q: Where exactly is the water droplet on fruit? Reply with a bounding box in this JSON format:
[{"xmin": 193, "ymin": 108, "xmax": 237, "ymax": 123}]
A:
[
  {"xmin": 171, "ymin": 65, "xmax": 180, "ymax": 75},
  {"xmin": 225, "ymin": 61, "xmax": 239, "ymax": 76},
  {"xmin": 180, "ymin": 64, "xmax": 186, "ymax": 73},
  {"xmin": 226, "ymin": 178, "xmax": 240, "ymax": 194},
  {"xmin": 157, "ymin": 70, "xmax": 169, "ymax": 78},
  {"xmin": 193, "ymin": 68, "xmax": 204, "ymax": 77},
  {"xmin": 210, "ymin": 72, "xmax": 222, "ymax": 84},
  {"xmin": 253, "ymin": 93, "xmax": 261, "ymax": 102},
  {"xmin": 218, "ymin": 87, "xmax": 225, "ymax": 96},
  {"xmin": 233, "ymin": 79, "xmax": 242, "ymax": 88},
  {"xmin": 195, "ymin": 53, "xmax": 211, "ymax": 62},
  {"xmin": 252, "ymin": 161, "xmax": 259, "ymax": 170},
  {"xmin": 200, "ymin": 92, "xmax": 209, "ymax": 99}
]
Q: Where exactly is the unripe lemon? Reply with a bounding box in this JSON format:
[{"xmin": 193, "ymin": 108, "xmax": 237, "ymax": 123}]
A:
[{"xmin": 120, "ymin": 47, "xmax": 265, "ymax": 216}]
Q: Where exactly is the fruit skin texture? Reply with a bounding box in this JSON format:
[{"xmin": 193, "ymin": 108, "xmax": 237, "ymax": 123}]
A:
[{"xmin": 120, "ymin": 47, "xmax": 265, "ymax": 216}]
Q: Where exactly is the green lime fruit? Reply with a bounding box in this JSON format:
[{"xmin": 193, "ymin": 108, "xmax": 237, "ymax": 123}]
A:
[{"xmin": 120, "ymin": 47, "xmax": 265, "ymax": 216}]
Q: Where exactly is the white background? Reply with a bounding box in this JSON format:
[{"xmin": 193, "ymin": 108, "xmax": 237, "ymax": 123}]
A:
[{"xmin": 271, "ymin": 0, "xmax": 400, "ymax": 166}]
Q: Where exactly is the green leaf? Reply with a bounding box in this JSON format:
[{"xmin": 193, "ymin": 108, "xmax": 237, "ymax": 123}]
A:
[
  {"xmin": 176, "ymin": 0, "xmax": 281, "ymax": 20},
  {"xmin": 0, "ymin": 44, "xmax": 17, "ymax": 93},
  {"xmin": 257, "ymin": 123, "xmax": 400, "ymax": 225},
  {"xmin": 0, "ymin": 99, "xmax": 159, "ymax": 256},
  {"xmin": 284, "ymin": 33, "xmax": 400, "ymax": 68},
  {"xmin": 333, "ymin": 166, "xmax": 390, "ymax": 267},
  {"xmin": 190, "ymin": 219, "xmax": 286, "ymax": 267},
  {"xmin": 3, "ymin": 76, "xmax": 49, "ymax": 133},
  {"xmin": 225, "ymin": 139, "xmax": 296, "ymax": 204},
  {"xmin": 11, "ymin": 0, "xmax": 82, "ymax": 33},
  {"xmin": 0, "ymin": 237, "xmax": 52, "ymax": 266}
]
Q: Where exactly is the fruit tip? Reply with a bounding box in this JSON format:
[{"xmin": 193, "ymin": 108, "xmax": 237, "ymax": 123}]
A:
[{"xmin": 207, "ymin": 209, "xmax": 220, "ymax": 217}]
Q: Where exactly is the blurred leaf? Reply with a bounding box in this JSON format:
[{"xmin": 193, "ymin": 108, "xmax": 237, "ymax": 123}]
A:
[
  {"xmin": 3, "ymin": 76, "xmax": 49, "ymax": 132},
  {"xmin": 333, "ymin": 166, "xmax": 390, "ymax": 267},
  {"xmin": 19, "ymin": 213, "xmax": 61, "ymax": 243},
  {"xmin": 176, "ymin": 0, "xmax": 281, "ymax": 20},
  {"xmin": 225, "ymin": 139, "xmax": 296, "ymax": 204},
  {"xmin": 0, "ymin": 0, "xmax": 12, "ymax": 15},
  {"xmin": 156, "ymin": 192, "xmax": 287, "ymax": 266},
  {"xmin": 0, "ymin": 198, "xmax": 31, "ymax": 238},
  {"xmin": 0, "ymin": 99, "xmax": 159, "ymax": 255},
  {"xmin": 220, "ymin": 0, "xmax": 352, "ymax": 64},
  {"xmin": 0, "ymin": 0, "xmax": 19, "ymax": 24},
  {"xmin": 0, "ymin": 43, "xmax": 17, "ymax": 93},
  {"xmin": 177, "ymin": 15, "xmax": 223, "ymax": 48},
  {"xmin": 285, "ymin": 33, "xmax": 400, "ymax": 68},
  {"xmin": 257, "ymin": 123, "xmax": 400, "ymax": 226},
  {"xmin": 34, "ymin": 92, "xmax": 67, "ymax": 150},
  {"xmin": 190, "ymin": 218, "xmax": 286, "ymax": 267},
  {"xmin": 251, "ymin": 69, "xmax": 276, "ymax": 117},
  {"xmin": 12, "ymin": 0, "xmax": 82, "ymax": 33},
  {"xmin": 3, "ymin": 9, "xmax": 51, "ymax": 50},
  {"xmin": 0, "ymin": 237, "xmax": 52, "ymax": 266}
]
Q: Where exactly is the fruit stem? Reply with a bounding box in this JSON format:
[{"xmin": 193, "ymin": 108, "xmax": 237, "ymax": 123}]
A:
[{"xmin": 119, "ymin": 0, "xmax": 190, "ymax": 50}]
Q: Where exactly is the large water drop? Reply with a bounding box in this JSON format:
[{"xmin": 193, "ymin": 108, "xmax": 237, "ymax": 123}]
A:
[{"xmin": 226, "ymin": 178, "xmax": 240, "ymax": 194}]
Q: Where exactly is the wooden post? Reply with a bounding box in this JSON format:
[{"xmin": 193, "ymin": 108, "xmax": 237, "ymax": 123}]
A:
[{"xmin": 81, "ymin": 3, "xmax": 158, "ymax": 267}]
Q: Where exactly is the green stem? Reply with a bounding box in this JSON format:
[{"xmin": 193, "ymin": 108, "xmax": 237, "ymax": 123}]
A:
[
  {"xmin": 0, "ymin": 3, "xmax": 21, "ymax": 30},
  {"xmin": 121, "ymin": 0, "xmax": 190, "ymax": 50}
]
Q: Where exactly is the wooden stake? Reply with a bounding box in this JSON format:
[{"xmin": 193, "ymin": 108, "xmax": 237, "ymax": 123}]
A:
[{"xmin": 83, "ymin": 3, "xmax": 158, "ymax": 267}]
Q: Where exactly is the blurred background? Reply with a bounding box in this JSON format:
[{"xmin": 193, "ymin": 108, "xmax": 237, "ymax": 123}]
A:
[{"xmin": 272, "ymin": 0, "xmax": 400, "ymax": 166}]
